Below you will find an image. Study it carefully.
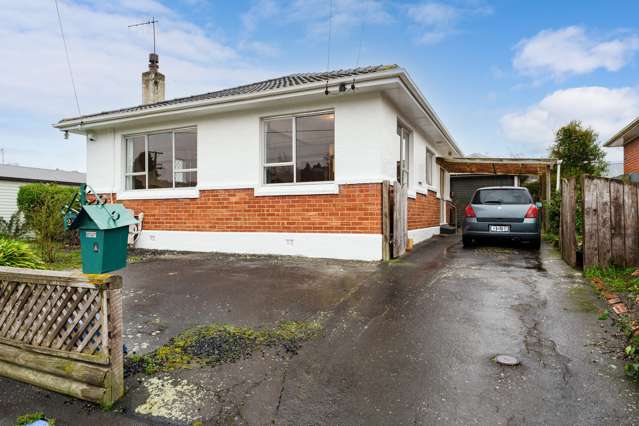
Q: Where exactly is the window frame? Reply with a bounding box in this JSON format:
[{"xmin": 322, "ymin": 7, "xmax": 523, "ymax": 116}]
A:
[
  {"xmin": 123, "ymin": 126, "xmax": 197, "ymax": 191},
  {"xmin": 396, "ymin": 121, "xmax": 412, "ymax": 187},
  {"xmin": 261, "ymin": 109, "xmax": 335, "ymax": 186},
  {"xmin": 425, "ymin": 149, "xmax": 434, "ymax": 187}
]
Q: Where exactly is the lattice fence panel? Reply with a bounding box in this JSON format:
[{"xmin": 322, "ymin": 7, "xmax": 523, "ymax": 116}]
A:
[{"xmin": 0, "ymin": 280, "xmax": 107, "ymax": 356}]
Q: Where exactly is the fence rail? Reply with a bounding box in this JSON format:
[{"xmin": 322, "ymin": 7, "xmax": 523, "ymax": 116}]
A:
[{"xmin": 0, "ymin": 268, "xmax": 123, "ymax": 405}]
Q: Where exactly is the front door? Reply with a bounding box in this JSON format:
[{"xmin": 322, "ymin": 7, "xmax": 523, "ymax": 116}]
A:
[{"xmin": 440, "ymin": 168, "xmax": 446, "ymax": 224}]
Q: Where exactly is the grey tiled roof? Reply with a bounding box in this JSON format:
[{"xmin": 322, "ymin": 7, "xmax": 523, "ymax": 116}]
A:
[
  {"xmin": 58, "ymin": 64, "xmax": 398, "ymax": 123},
  {"xmin": 0, "ymin": 164, "xmax": 85, "ymax": 185}
]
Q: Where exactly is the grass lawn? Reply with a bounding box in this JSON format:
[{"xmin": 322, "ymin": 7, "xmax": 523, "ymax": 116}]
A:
[{"xmin": 27, "ymin": 241, "xmax": 82, "ymax": 271}]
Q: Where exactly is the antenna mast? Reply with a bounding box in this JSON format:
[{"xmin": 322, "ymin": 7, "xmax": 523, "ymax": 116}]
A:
[{"xmin": 129, "ymin": 17, "xmax": 158, "ymax": 53}]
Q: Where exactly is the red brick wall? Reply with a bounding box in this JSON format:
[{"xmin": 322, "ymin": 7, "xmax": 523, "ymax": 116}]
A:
[
  {"xmin": 407, "ymin": 190, "xmax": 440, "ymax": 230},
  {"xmin": 625, "ymin": 138, "xmax": 639, "ymax": 174},
  {"xmin": 118, "ymin": 183, "xmax": 382, "ymax": 234}
]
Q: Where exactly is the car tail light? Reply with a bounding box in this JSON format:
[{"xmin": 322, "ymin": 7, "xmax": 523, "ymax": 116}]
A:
[
  {"xmin": 464, "ymin": 204, "xmax": 476, "ymax": 218},
  {"xmin": 525, "ymin": 204, "xmax": 538, "ymax": 219}
]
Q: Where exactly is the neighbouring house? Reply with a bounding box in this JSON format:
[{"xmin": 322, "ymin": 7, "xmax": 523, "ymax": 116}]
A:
[
  {"xmin": 604, "ymin": 117, "xmax": 639, "ymax": 175},
  {"xmin": 0, "ymin": 164, "xmax": 85, "ymax": 220},
  {"xmin": 54, "ymin": 56, "xmax": 465, "ymax": 260}
]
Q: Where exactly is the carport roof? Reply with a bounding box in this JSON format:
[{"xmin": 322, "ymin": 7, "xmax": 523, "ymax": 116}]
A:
[{"xmin": 438, "ymin": 157, "xmax": 557, "ymax": 175}]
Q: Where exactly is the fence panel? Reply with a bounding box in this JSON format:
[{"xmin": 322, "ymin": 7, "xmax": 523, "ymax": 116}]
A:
[
  {"xmin": 0, "ymin": 268, "xmax": 123, "ymax": 405},
  {"xmin": 582, "ymin": 176, "xmax": 599, "ymax": 269},
  {"xmin": 610, "ymin": 180, "xmax": 625, "ymax": 266},
  {"xmin": 560, "ymin": 178, "xmax": 577, "ymax": 268},
  {"xmin": 624, "ymin": 184, "xmax": 639, "ymax": 266},
  {"xmin": 579, "ymin": 176, "xmax": 639, "ymax": 269}
]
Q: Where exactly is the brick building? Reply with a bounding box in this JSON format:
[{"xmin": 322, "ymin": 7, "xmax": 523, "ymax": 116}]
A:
[
  {"xmin": 55, "ymin": 61, "xmax": 461, "ymax": 260},
  {"xmin": 604, "ymin": 117, "xmax": 639, "ymax": 174}
]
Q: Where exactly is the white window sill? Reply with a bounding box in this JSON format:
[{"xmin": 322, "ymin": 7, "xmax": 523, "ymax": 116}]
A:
[
  {"xmin": 254, "ymin": 183, "xmax": 339, "ymax": 197},
  {"xmin": 117, "ymin": 188, "xmax": 200, "ymax": 200}
]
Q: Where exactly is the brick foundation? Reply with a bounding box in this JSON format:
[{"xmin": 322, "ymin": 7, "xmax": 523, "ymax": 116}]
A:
[
  {"xmin": 625, "ymin": 139, "xmax": 639, "ymax": 174},
  {"xmin": 407, "ymin": 191, "xmax": 440, "ymax": 230},
  {"xmin": 118, "ymin": 183, "xmax": 382, "ymax": 234}
]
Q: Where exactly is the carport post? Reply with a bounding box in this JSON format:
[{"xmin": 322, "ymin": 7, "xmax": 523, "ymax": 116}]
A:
[
  {"xmin": 556, "ymin": 160, "xmax": 562, "ymax": 192},
  {"xmin": 544, "ymin": 165, "xmax": 552, "ymax": 231}
]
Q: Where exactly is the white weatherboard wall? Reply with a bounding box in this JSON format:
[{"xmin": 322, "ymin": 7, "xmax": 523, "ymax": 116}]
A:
[
  {"xmin": 0, "ymin": 181, "xmax": 24, "ymax": 220},
  {"xmin": 135, "ymin": 231, "xmax": 383, "ymax": 261}
]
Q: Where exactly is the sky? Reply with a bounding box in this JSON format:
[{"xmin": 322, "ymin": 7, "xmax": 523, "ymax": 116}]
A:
[{"xmin": 2, "ymin": 0, "xmax": 639, "ymax": 172}]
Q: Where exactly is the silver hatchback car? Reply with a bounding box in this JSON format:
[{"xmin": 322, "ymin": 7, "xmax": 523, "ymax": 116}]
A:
[{"xmin": 462, "ymin": 186, "xmax": 541, "ymax": 249}]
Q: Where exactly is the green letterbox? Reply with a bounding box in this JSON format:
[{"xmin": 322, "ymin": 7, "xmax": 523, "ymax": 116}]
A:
[{"xmin": 68, "ymin": 204, "xmax": 138, "ymax": 274}]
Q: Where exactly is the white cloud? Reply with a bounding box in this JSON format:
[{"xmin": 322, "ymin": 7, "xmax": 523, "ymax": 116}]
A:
[
  {"xmin": 0, "ymin": 0, "xmax": 279, "ymax": 171},
  {"xmin": 514, "ymin": 26, "xmax": 639, "ymax": 79},
  {"xmin": 406, "ymin": 1, "xmax": 492, "ymax": 45},
  {"xmin": 242, "ymin": 0, "xmax": 392, "ymax": 40},
  {"xmin": 500, "ymin": 86, "xmax": 639, "ymax": 158}
]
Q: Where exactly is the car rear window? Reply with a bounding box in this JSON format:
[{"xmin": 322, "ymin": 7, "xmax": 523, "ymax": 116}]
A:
[{"xmin": 472, "ymin": 189, "xmax": 532, "ymax": 205}]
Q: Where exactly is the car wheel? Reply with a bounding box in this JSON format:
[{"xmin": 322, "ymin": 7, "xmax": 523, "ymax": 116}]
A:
[
  {"xmin": 530, "ymin": 237, "xmax": 541, "ymax": 250},
  {"xmin": 462, "ymin": 235, "xmax": 473, "ymax": 248}
]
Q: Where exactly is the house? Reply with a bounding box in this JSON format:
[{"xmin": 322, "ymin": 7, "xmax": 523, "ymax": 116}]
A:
[
  {"xmin": 604, "ymin": 117, "xmax": 639, "ymax": 175},
  {"xmin": 55, "ymin": 56, "xmax": 464, "ymax": 261},
  {"xmin": 0, "ymin": 164, "xmax": 85, "ymax": 220}
]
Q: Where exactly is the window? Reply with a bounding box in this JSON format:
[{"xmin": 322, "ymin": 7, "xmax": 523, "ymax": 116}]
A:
[
  {"xmin": 426, "ymin": 150, "xmax": 434, "ymax": 186},
  {"xmin": 472, "ymin": 188, "xmax": 533, "ymax": 205},
  {"xmin": 125, "ymin": 128, "xmax": 197, "ymax": 190},
  {"xmin": 396, "ymin": 123, "xmax": 411, "ymax": 186},
  {"xmin": 263, "ymin": 112, "xmax": 334, "ymax": 184}
]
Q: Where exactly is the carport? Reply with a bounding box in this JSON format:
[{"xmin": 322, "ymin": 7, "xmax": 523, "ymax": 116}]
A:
[{"xmin": 437, "ymin": 157, "xmax": 559, "ymax": 229}]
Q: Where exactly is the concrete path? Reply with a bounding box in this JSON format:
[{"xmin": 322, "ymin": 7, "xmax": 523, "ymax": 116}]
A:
[{"xmin": 1, "ymin": 237, "xmax": 638, "ymax": 425}]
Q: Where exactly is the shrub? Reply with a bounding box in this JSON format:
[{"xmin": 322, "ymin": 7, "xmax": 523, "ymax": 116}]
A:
[
  {"xmin": 0, "ymin": 211, "xmax": 28, "ymax": 239},
  {"xmin": 0, "ymin": 239, "xmax": 44, "ymax": 269},
  {"xmin": 17, "ymin": 183, "xmax": 80, "ymax": 262}
]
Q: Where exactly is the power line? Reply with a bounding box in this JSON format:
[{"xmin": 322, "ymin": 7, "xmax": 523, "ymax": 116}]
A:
[
  {"xmin": 355, "ymin": 21, "xmax": 365, "ymax": 68},
  {"xmin": 54, "ymin": 0, "xmax": 82, "ymax": 117}
]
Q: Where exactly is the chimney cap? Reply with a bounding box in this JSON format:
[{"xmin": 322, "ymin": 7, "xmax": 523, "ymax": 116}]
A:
[{"xmin": 148, "ymin": 52, "xmax": 159, "ymax": 71}]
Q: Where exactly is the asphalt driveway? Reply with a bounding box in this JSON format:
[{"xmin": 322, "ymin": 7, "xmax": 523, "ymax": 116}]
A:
[{"xmin": 1, "ymin": 237, "xmax": 638, "ymax": 425}]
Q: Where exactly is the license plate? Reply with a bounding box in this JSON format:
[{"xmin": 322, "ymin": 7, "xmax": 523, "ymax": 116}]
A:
[{"xmin": 489, "ymin": 225, "xmax": 510, "ymax": 232}]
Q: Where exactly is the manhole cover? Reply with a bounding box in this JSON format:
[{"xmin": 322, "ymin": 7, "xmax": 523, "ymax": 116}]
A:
[{"xmin": 495, "ymin": 355, "xmax": 520, "ymax": 366}]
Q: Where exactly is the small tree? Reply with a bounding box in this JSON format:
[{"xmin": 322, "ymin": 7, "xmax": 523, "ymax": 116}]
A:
[
  {"xmin": 550, "ymin": 120, "xmax": 607, "ymax": 178},
  {"xmin": 31, "ymin": 194, "xmax": 67, "ymax": 263},
  {"xmin": 547, "ymin": 121, "xmax": 606, "ymax": 240}
]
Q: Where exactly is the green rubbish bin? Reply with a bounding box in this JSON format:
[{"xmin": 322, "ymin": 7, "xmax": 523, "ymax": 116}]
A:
[{"xmin": 67, "ymin": 204, "xmax": 138, "ymax": 274}]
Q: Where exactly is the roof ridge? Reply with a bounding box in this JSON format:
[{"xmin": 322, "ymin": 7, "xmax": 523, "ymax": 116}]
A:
[{"xmin": 57, "ymin": 64, "xmax": 400, "ymax": 123}]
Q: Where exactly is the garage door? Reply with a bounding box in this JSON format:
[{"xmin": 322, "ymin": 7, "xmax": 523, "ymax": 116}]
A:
[{"xmin": 450, "ymin": 175, "xmax": 515, "ymax": 227}]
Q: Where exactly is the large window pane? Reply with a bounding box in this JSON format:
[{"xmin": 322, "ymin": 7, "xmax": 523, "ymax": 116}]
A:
[
  {"xmin": 296, "ymin": 114, "xmax": 334, "ymax": 182},
  {"xmin": 126, "ymin": 136, "xmax": 145, "ymax": 173},
  {"xmin": 265, "ymin": 119, "xmax": 292, "ymax": 163},
  {"xmin": 147, "ymin": 132, "xmax": 173, "ymax": 188},
  {"xmin": 126, "ymin": 175, "xmax": 146, "ymax": 190},
  {"xmin": 265, "ymin": 166, "xmax": 294, "ymax": 183},
  {"xmin": 174, "ymin": 129, "xmax": 197, "ymax": 171}
]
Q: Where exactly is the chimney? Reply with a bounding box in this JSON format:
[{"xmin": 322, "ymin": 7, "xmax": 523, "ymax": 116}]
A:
[{"xmin": 142, "ymin": 53, "xmax": 165, "ymax": 104}]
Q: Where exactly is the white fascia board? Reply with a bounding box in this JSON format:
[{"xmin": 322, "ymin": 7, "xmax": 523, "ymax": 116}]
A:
[{"xmin": 54, "ymin": 70, "xmax": 405, "ymax": 133}]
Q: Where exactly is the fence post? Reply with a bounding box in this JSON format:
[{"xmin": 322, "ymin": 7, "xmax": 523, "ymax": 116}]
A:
[{"xmin": 105, "ymin": 276, "xmax": 124, "ymax": 405}]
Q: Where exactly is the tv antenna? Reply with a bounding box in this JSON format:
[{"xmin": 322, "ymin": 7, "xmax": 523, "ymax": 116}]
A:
[{"xmin": 129, "ymin": 17, "xmax": 159, "ymax": 54}]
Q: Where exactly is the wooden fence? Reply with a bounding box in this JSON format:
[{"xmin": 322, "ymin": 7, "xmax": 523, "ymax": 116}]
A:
[
  {"xmin": 560, "ymin": 175, "xmax": 639, "ymax": 269},
  {"xmin": 582, "ymin": 175, "xmax": 639, "ymax": 269},
  {"xmin": 560, "ymin": 177, "xmax": 577, "ymax": 268},
  {"xmin": 0, "ymin": 268, "xmax": 123, "ymax": 405}
]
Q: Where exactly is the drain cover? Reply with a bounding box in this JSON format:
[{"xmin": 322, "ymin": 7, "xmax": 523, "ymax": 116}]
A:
[{"xmin": 495, "ymin": 355, "xmax": 520, "ymax": 366}]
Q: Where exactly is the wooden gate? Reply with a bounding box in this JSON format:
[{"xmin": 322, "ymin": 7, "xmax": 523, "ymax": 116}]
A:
[
  {"xmin": 393, "ymin": 181, "xmax": 408, "ymax": 258},
  {"xmin": 582, "ymin": 176, "xmax": 639, "ymax": 269},
  {"xmin": 381, "ymin": 180, "xmax": 408, "ymax": 260}
]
